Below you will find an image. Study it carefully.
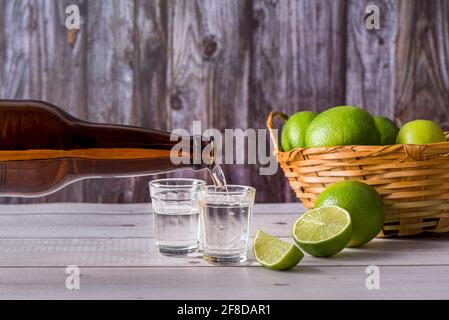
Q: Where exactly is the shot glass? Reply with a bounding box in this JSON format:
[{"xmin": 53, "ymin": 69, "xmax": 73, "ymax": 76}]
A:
[
  {"xmin": 149, "ymin": 178, "xmax": 205, "ymax": 256},
  {"xmin": 196, "ymin": 185, "xmax": 256, "ymax": 263}
]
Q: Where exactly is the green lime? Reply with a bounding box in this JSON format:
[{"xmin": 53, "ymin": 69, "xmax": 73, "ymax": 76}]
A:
[
  {"xmin": 292, "ymin": 206, "xmax": 352, "ymax": 257},
  {"xmin": 315, "ymin": 181, "xmax": 384, "ymax": 247},
  {"xmin": 396, "ymin": 119, "xmax": 446, "ymax": 144},
  {"xmin": 305, "ymin": 106, "xmax": 380, "ymax": 147},
  {"xmin": 374, "ymin": 116, "xmax": 399, "ymax": 145},
  {"xmin": 253, "ymin": 230, "xmax": 304, "ymax": 270},
  {"xmin": 281, "ymin": 111, "xmax": 318, "ymax": 151}
]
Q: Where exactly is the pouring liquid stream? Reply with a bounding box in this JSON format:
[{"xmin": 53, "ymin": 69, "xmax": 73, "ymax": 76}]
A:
[{"xmin": 209, "ymin": 164, "xmax": 228, "ymax": 193}]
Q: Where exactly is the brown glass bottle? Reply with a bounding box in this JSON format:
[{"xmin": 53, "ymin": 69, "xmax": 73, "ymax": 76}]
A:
[{"xmin": 0, "ymin": 100, "xmax": 214, "ymax": 197}]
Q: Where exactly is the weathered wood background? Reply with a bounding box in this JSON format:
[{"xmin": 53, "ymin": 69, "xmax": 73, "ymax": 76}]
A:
[{"xmin": 0, "ymin": 0, "xmax": 448, "ymax": 203}]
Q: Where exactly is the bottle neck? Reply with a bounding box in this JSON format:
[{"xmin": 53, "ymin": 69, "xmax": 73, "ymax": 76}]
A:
[{"xmin": 73, "ymin": 122, "xmax": 215, "ymax": 171}]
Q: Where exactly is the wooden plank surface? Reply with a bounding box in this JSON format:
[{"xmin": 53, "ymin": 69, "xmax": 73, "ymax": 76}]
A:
[
  {"xmin": 346, "ymin": 0, "xmax": 397, "ymax": 119},
  {"xmin": 0, "ymin": 203, "xmax": 447, "ymax": 268},
  {"xmin": 395, "ymin": 0, "xmax": 449, "ymax": 129},
  {"xmin": 0, "ymin": 206, "xmax": 297, "ymax": 238},
  {"xmin": 0, "ymin": 202, "xmax": 447, "ymax": 299},
  {"xmin": 0, "ymin": 0, "xmax": 31, "ymax": 99},
  {"xmin": 0, "ymin": 266, "xmax": 448, "ymax": 299},
  {"xmin": 250, "ymin": 0, "xmax": 347, "ymax": 203},
  {"xmin": 0, "ymin": 236, "xmax": 448, "ymax": 268}
]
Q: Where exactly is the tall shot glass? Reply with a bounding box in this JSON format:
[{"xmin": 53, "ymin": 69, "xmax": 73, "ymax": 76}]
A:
[
  {"xmin": 149, "ymin": 178, "xmax": 205, "ymax": 256},
  {"xmin": 196, "ymin": 185, "xmax": 255, "ymax": 263}
]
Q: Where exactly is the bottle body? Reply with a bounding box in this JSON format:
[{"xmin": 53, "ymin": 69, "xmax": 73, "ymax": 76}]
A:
[{"xmin": 0, "ymin": 100, "xmax": 214, "ymax": 197}]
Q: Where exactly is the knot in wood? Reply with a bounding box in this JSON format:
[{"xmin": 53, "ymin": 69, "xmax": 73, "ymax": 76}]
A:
[
  {"xmin": 170, "ymin": 94, "xmax": 184, "ymax": 111},
  {"xmin": 202, "ymin": 36, "xmax": 218, "ymax": 59}
]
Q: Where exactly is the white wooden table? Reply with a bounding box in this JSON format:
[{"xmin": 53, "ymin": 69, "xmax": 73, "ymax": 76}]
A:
[{"xmin": 0, "ymin": 202, "xmax": 448, "ymax": 299}]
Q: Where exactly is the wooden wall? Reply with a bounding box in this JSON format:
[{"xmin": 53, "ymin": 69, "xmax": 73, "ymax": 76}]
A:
[{"xmin": 0, "ymin": 0, "xmax": 448, "ymax": 203}]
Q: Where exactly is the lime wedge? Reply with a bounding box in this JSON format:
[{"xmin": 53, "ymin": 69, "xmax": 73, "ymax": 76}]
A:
[
  {"xmin": 253, "ymin": 230, "xmax": 304, "ymax": 270},
  {"xmin": 292, "ymin": 206, "xmax": 352, "ymax": 257}
]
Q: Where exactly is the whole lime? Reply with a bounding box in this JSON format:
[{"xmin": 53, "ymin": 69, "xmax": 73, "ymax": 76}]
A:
[
  {"xmin": 281, "ymin": 111, "xmax": 318, "ymax": 151},
  {"xmin": 374, "ymin": 116, "xmax": 399, "ymax": 145},
  {"xmin": 396, "ymin": 120, "xmax": 446, "ymax": 144},
  {"xmin": 305, "ymin": 106, "xmax": 380, "ymax": 147},
  {"xmin": 315, "ymin": 181, "xmax": 384, "ymax": 247}
]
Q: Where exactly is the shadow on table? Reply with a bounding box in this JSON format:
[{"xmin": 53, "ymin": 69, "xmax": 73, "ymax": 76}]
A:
[{"xmin": 301, "ymin": 235, "xmax": 449, "ymax": 265}]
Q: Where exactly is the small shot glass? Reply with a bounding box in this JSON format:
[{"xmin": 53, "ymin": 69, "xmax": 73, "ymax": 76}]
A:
[
  {"xmin": 149, "ymin": 178, "xmax": 205, "ymax": 256},
  {"xmin": 196, "ymin": 185, "xmax": 256, "ymax": 263}
]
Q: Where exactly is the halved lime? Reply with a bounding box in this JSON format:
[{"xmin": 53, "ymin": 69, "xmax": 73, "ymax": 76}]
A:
[
  {"xmin": 292, "ymin": 206, "xmax": 352, "ymax": 257},
  {"xmin": 253, "ymin": 230, "xmax": 304, "ymax": 270}
]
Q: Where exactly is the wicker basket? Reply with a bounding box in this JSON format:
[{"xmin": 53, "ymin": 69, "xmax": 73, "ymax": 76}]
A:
[{"xmin": 267, "ymin": 111, "xmax": 449, "ymax": 237}]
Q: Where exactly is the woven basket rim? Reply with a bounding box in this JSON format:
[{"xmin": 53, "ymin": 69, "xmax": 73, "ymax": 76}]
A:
[{"xmin": 267, "ymin": 111, "xmax": 449, "ymax": 155}]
